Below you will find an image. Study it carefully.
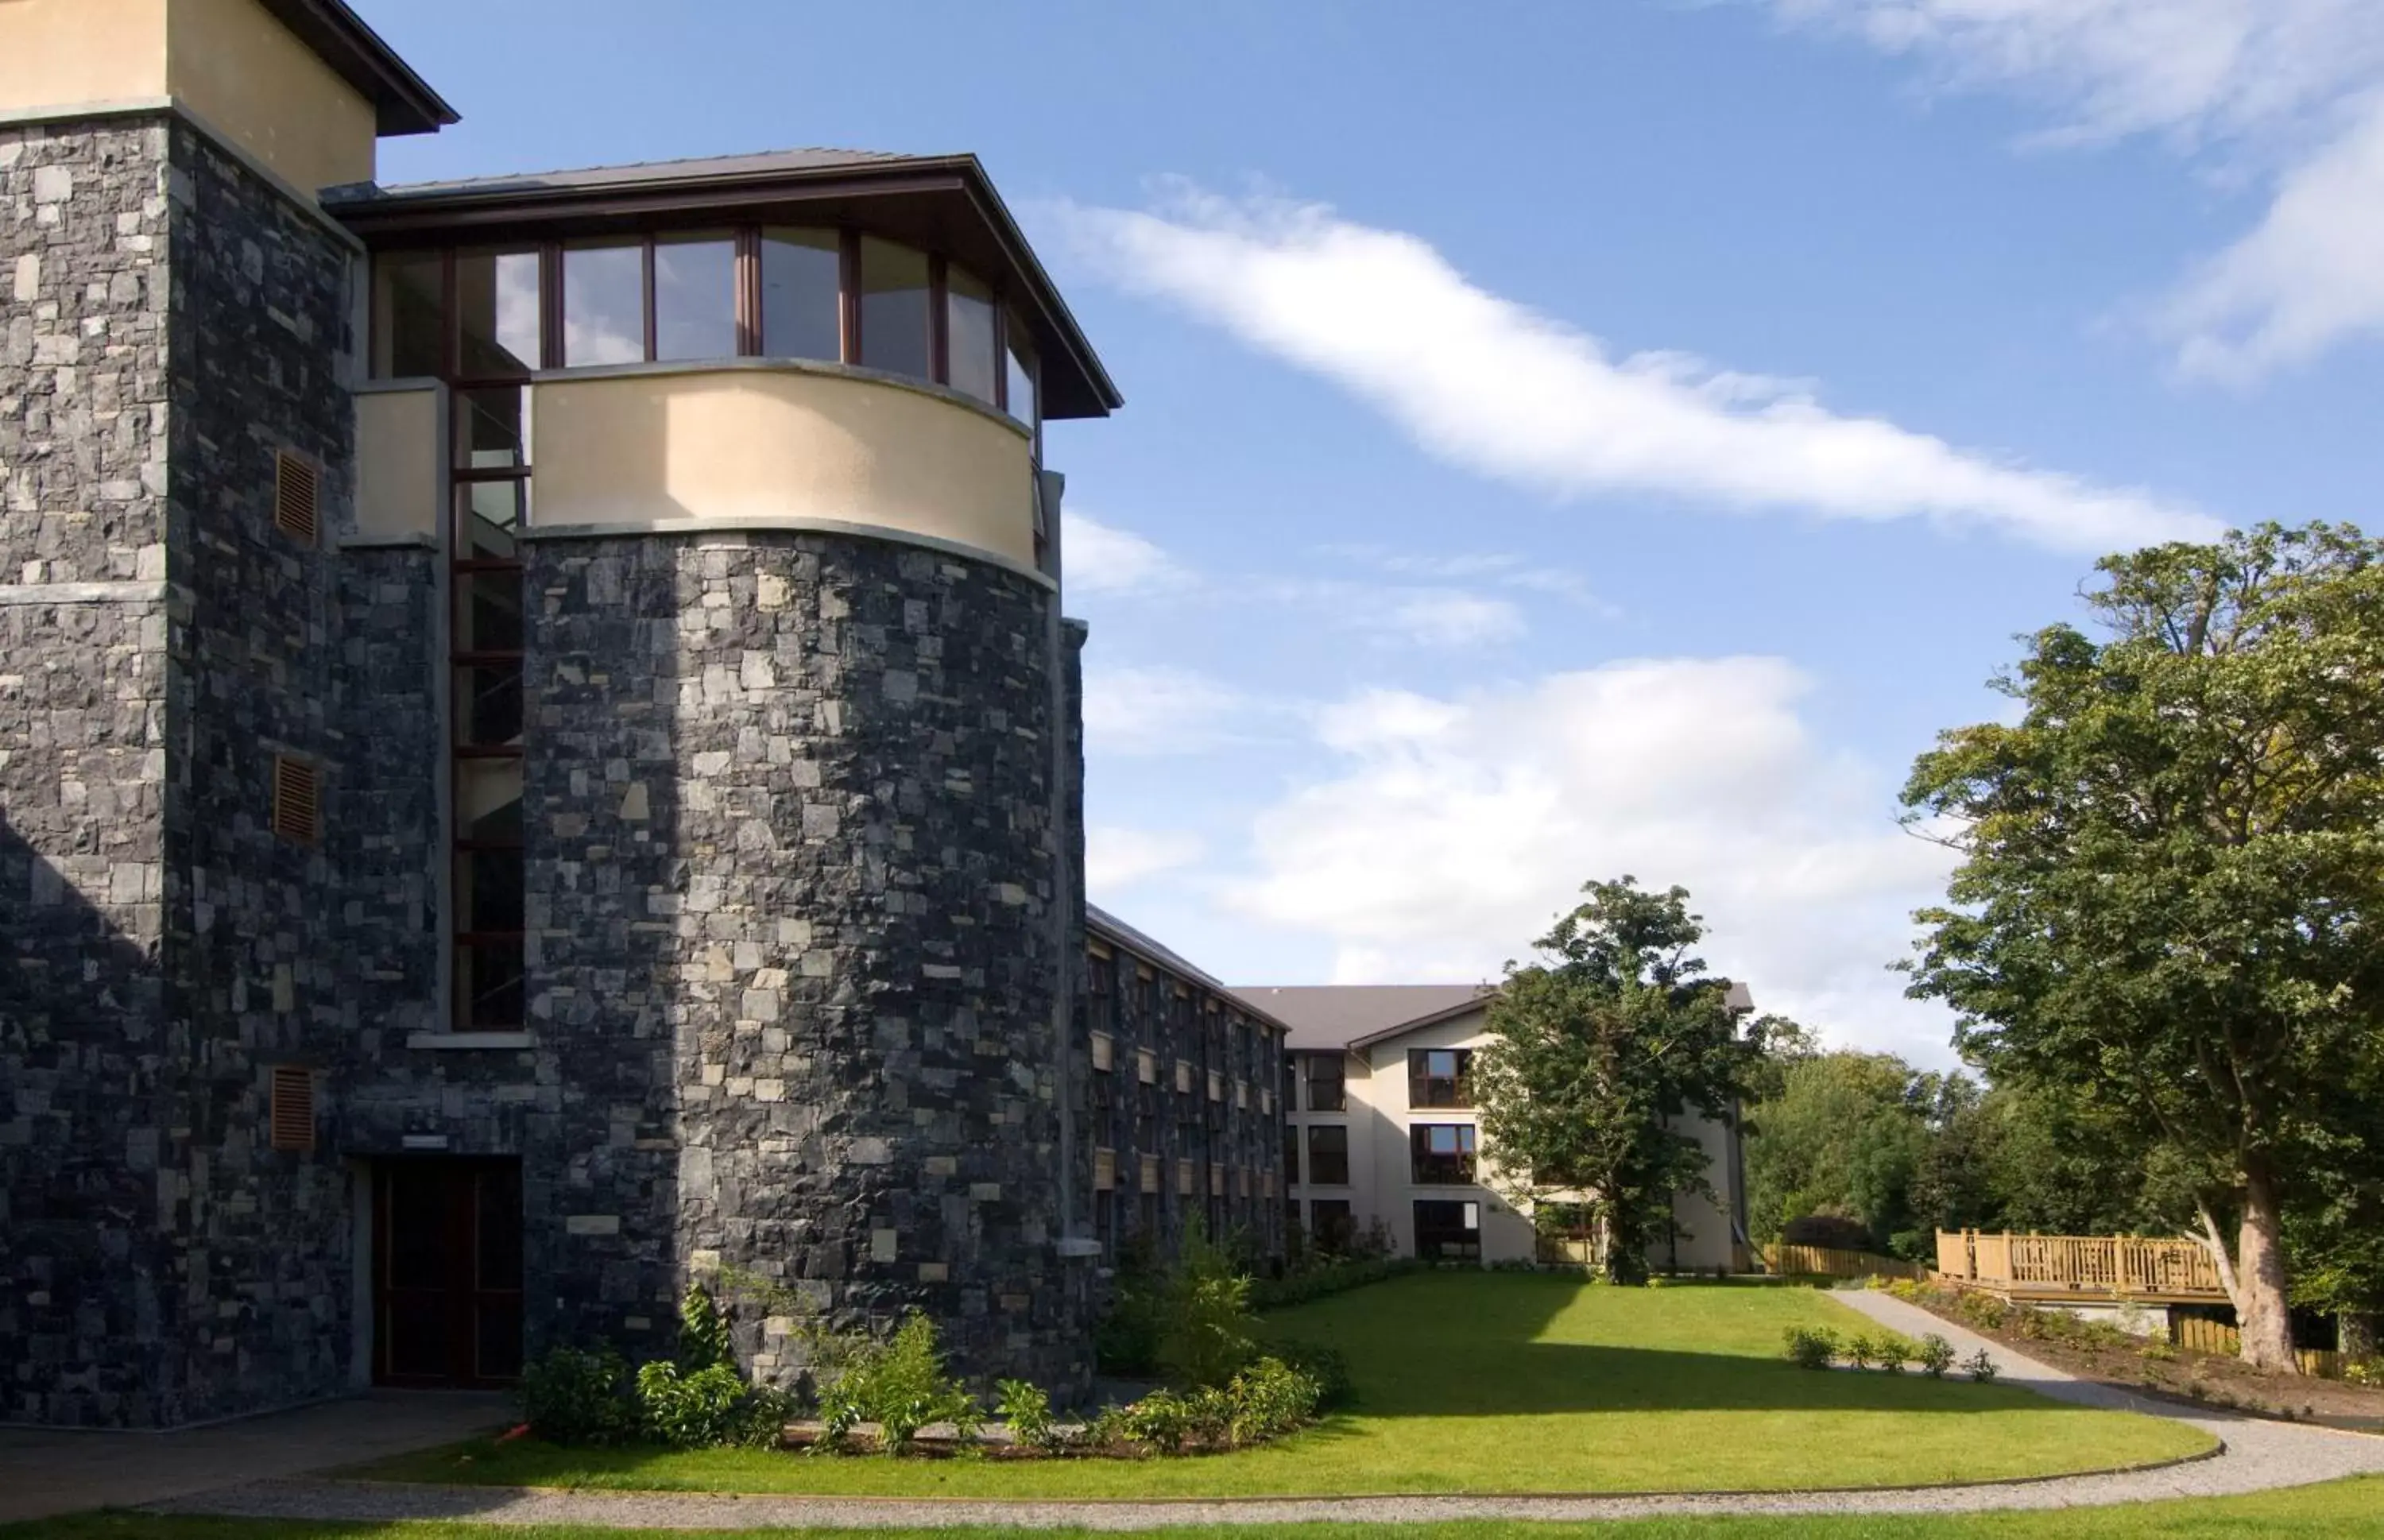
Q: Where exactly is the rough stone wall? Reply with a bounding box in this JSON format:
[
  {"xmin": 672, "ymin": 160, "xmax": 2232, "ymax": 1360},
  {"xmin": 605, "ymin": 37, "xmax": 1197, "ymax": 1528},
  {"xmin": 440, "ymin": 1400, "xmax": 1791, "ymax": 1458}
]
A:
[
  {"xmin": 525, "ymin": 531, "xmax": 1087, "ymax": 1389},
  {"xmin": 153, "ymin": 121, "xmax": 362, "ymax": 1422},
  {"xmin": 0, "ymin": 118, "xmax": 178, "ymax": 1426}
]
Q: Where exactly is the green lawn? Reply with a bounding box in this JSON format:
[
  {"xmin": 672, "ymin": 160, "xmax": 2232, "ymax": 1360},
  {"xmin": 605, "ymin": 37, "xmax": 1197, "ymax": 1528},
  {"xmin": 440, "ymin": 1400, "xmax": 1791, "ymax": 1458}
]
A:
[
  {"xmin": 354, "ymin": 1272, "xmax": 2209, "ymax": 1497},
  {"xmin": 16, "ymin": 1476, "xmax": 2384, "ymax": 1540}
]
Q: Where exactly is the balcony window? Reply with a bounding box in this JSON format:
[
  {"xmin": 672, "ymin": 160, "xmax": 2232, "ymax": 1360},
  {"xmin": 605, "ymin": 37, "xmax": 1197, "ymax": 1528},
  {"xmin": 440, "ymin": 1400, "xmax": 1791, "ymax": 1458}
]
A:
[
  {"xmin": 456, "ymin": 250, "xmax": 542, "ymax": 377},
  {"xmin": 563, "ymin": 242, "xmax": 645, "ymax": 366},
  {"xmin": 371, "ymin": 250, "xmax": 445, "ymax": 377},
  {"xmin": 858, "ymin": 236, "xmax": 931, "ymax": 381},
  {"xmin": 946, "ymin": 265, "xmax": 998, "ymax": 405},
  {"xmin": 761, "ymin": 227, "xmax": 842, "ymax": 362},
  {"xmin": 1411, "ymin": 1123, "xmax": 1477, "ymax": 1185},
  {"xmin": 1306, "ymin": 1124, "xmax": 1349, "ymax": 1186},
  {"xmin": 654, "ymin": 232, "xmax": 737, "ymax": 362},
  {"xmin": 1303, "ymin": 1053, "xmax": 1345, "ymax": 1113},
  {"xmin": 1415, "ymin": 1198, "xmax": 1481, "ymax": 1260},
  {"xmin": 1408, "ymin": 1048, "xmax": 1473, "ymax": 1109}
]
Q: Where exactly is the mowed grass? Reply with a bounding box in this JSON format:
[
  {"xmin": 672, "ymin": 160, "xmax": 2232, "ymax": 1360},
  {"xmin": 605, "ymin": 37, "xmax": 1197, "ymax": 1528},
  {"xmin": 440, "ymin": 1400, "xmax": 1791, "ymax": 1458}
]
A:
[
  {"xmin": 19, "ymin": 1476, "xmax": 2384, "ymax": 1540},
  {"xmin": 354, "ymin": 1272, "xmax": 2210, "ymax": 1498}
]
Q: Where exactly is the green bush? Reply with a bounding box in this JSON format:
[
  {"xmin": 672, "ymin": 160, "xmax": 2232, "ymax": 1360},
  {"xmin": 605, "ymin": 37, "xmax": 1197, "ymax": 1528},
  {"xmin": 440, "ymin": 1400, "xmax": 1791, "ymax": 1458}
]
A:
[
  {"xmin": 1249, "ymin": 1256, "xmax": 1422, "ymax": 1311},
  {"xmin": 1158, "ymin": 1221, "xmax": 1256, "ymax": 1388},
  {"xmin": 1094, "ymin": 1238, "xmax": 1167, "ymax": 1376},
  {"xmin": 517, "ymin": 1344, "xmax": 634, "ymax": 1446},
  {"xmin": 1119, "ymin": 1387, "xmax": 1194, "ymax": 1453},
  {"xmin": 1964, "ymin": 1348, "xmax": 2000, "ymax": 1383},
  {"xmin": 1263, "ymin": 1338, "xmax": 1353, "ymax": 1409},
  {"xmin": 818, "ymin": 1311, "xmax": 980, "ymax": 1453},
  {"xmin": 2342, "ymin": 1356, "xmax": 2381, "ymax": 1388},
  {"xmin": 1954, "ymin": 1290, "xmax": 2009, "ymax": 1333},
  {"xmin": 676, "ymin": 1282, "xmax": 733, "ymax": 1373},
  {"xmin": 1227, "ymin": 1354, "xmax": 1325, "ymax": 1443},
  {"xmin": 1917, "ymin": 1333, "xmax": 1957, "ymax": 1378},
  {"xmin": 1842, "ymin": 1331, "xmax": 1877, "ymax": 1370},
  {"xmin": 995, "ymin": 1378, "xmax": 1058, "ymax": 1452},
  {"xmin": 635, "ymin": 1360, "xmax": 750, "ymax": 1449},
  {"xmin": 1871, "ymin": 1332, "xmax": 1914, "ymax": 1372},
  {"xmin": 1782, "ymin": 1325, "xmax": 1839, "ymax": 1370}
]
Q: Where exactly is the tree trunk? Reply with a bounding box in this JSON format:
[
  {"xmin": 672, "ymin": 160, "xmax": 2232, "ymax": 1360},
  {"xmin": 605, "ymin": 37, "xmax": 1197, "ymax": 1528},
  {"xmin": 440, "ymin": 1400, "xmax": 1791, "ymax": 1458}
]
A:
[
  {"xmin": 2234, "ymin": 1159, "xmax": 2299, "ymax": 1374},
  {"xmin": 2342, "ymin": 1312, "xmax": 2378, "ymax": 1363}
]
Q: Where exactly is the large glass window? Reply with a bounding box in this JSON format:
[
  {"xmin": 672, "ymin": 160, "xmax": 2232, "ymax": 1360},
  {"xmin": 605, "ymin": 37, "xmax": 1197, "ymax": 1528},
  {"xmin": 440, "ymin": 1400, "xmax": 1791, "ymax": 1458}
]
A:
[
  {"xmin": 1306, "ymin": 1124, "xmax": 1349, "ymax": 1186},
  {"xmin": 761, "ymin": 228, "xmax": 842, "ymax": 361},
  {"xmin": 563, "ymin": 242, "xmax": 645, "ymax": 366},
  {"xmin": 1408, "ymin": 1048, "xmax": 1473, "ymax": 1109},
  {"xmin": 858, "ymin": 236, "xmax": 931, "ymax": 381},
  {"xmin": 1004, "ymin": 316, "xmax": 1038, "ymax": 428},
  {"xmin": 455, "ymin": 250, "xmax": 541, "ymax": 377},
  {"xmin": 1411, "ymin": 1123, "xmax": 1478, "ymax": 1185},
  {"xmin": 372, "ymin": 251, "xmax": 446, "ymax": 377},
  {"xmin": 1303, "ymin": 1053, "xmax": 1345, "ymax": 1113},
  {"xmin": 946, "ymin": 265, "xmax": 998, "ymax": 405},
  {"xmin": 1310, "ymin": 1198, "xmax": 1356, "ymax": 1254},
  {"xmin": 1415, "ymin": 1199, "xmax": 1481, "ymax": 1260},
  {"xmin": 653, "ymin": 232, "xmax": 737, "ymax": 362},
  {"xmin": 452, "ymin": 386, "xmax": 527, "ymax": 1031}
]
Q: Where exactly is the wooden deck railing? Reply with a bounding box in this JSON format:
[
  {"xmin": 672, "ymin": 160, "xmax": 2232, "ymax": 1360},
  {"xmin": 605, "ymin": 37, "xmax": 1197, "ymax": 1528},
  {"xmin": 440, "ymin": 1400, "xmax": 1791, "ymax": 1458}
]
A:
[
  {"xmin": 1936, "ymin": 1230, "xmax": 2226, "ymax": 1299},
  {"xmin": 1764, "ymin": 1243, "xmax": 1929, "ymax": 1281}
]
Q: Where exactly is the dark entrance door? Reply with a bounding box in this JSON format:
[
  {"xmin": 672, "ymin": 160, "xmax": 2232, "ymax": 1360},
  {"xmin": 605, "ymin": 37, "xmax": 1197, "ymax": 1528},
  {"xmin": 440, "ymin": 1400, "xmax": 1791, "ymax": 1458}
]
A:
[{"xmin": 374, "ymin": 1158, "xmax": 524, "ymax": 1387}]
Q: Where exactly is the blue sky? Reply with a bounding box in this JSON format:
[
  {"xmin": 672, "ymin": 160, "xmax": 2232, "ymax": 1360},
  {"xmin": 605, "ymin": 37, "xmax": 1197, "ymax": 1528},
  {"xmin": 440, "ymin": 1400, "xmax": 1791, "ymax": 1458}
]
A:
[{"xmin": 362, "ymin": 1, "xmax": 2384, "ymax": 1066}]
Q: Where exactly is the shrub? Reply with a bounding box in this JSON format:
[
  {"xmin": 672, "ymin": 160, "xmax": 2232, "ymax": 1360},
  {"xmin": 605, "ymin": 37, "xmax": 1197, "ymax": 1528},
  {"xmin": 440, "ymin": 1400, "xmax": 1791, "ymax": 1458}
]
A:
[
  {"xmin": 1226, "ymin": 1355, "xmax": 1324, "ymax": 1445},
  {"xmin": 2343, "ymin": 1357, "xmax": 2382, "ymax": 1388},
  {"xmin": 996, "ymin": 1378, "xmax": 1058, "ymax": 1453},
  {"xmin": 676, "ymin": 1282, "xmax": 733, "ymax": 1373},
  {"xmin": 1964, "ymin": 1348, "xmax": 1999, "ymax": 1383},
  {"xmin": 819, "ymin": 1311, "xmax": 980, "ymax": 1453},
  {"xmin": 1917, "ymin": 1333, "xmax": 1956, "ymax": 1379},
  {"xmin": 1249, "ymin": 1256, "xmax": 1422, "ymax": 1311},
  {"xmin": 1119, "ymin": 1388, "xmax": 1194, "ymax": 1453},
  {"xmin": 1264, "ymin": 1338, "xmax": 1353, "ymax": 1409},
  {"xmin": 518, "ymin": 1344, "xmax": 633, "ymax": 1446},
  {"xmin": 1953, "ymin": 1290, "xmax": 2009, "ymax": 1333},
  {"xmin": 636, "ymin": 1360, "xmax": 750, "ymax": 1450},
  {"xmin": 1095, "ymin": 1238, "xmax": 1167, "ymax": 1376},
  {"xmin": 1158, "ymin": 1221, "xmax": 1256, "ymax": 1388},
  {"xmin": 1842, "ymin": 1332, "xmax": 1877, "ymax": 1370},
  {"xmin": 2139, "ymin": 1337, "xmax": 2178, "ymax": 1364},
  {"xmin": 1782, "ymin": 1325, "xmax": 1839, "ymax": 1370},
  {"xmin": 1872, "ymin": 1333, "xmax": 1914, "ymax": 1372}
]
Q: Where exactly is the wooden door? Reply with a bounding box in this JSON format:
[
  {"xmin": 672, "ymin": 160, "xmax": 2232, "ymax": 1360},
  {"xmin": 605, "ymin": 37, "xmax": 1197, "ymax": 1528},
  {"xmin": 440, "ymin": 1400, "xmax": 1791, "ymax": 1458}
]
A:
[{"xmin": 373, "ymin": 1159, "xmax": 523, "ymax": 1387}]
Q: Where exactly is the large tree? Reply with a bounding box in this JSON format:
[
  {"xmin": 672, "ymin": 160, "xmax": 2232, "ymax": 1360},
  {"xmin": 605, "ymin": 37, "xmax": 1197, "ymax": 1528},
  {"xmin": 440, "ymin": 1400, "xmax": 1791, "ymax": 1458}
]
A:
[
  {"xmin": 1902, "ymin": 523, "xmax": 2384, "ymax": 1371},
  {"xmin": 1473, "ymin": 878, "xmax": 1756, "ymax": 1283}
]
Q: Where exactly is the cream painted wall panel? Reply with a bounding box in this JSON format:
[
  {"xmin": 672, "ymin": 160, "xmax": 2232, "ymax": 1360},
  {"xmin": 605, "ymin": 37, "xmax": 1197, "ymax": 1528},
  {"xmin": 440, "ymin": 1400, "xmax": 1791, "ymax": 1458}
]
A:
[
  {"xmin": 531, "ymin": 368, "xmax": 1039, "ymax": 569},
  {"xmin": 355, "ymin": 387, "xmax": 440, "ymax": 541},
  {"xmin": 167, "ymin": 0, "xmax": 377, "ymax": 192},
  {"xmin": 0, "ymin": 0, "xmax": 170, "ymax": 113}
]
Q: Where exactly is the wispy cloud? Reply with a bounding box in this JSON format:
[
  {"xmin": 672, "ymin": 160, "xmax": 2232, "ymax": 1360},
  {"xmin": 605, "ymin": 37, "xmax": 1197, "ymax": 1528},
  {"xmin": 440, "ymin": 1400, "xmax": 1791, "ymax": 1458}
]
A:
[
  {"xmin": 1082, "ymin": 664, "xmax": 1252, "ymax": 757},
  {"xmin": 1768, "ymin": 0, "xmax": 2384, "ymax": 380},
  {"xmin": 1066, "ymin": 512, "xmax": 1198, "ymax": 596},
  {"xmin": 1224, "ymin": 659, "xmax": 1962, "ymax": 1062},
  {"xmin": 1056, "ymin": 187, "xmax": 2216, "ymax": 553},
  {"xmin": 1088, "ymin": 826, "xmax": 1207, "ymax": 892}
]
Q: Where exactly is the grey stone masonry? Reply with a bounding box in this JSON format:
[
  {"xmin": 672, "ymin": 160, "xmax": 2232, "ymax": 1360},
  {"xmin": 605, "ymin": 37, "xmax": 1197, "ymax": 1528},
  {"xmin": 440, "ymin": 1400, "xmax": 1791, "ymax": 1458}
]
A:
[{"xmin": 525, "ymin": 531, "xmax": 1091, "ymax": 1392}]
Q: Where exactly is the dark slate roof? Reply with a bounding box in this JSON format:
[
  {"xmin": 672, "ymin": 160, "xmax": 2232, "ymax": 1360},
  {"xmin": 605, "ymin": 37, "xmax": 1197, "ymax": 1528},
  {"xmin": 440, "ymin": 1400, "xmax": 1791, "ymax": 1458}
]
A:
[
  {"xmin": 1236, "ymin": 979, "xmax": 1758, "ymax": 1053},
  {"xmin": 264, "ymin": 0, "xmax": 458, "ymax": 135},
  {"xmin": 362, "ymin": 147, "xmax": 912, "ymax": 202},
  {"xmin": 1229, "ymin": 985, "xmax": 1494, "ymax": 1053}
]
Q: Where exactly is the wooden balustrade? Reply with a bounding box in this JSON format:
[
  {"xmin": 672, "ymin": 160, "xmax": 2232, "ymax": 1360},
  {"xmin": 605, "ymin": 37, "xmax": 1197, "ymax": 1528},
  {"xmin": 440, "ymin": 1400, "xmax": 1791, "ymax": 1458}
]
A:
[{"xmin": 1934, "ymin": 1230, "xmax": 2225, "ymax": 1298}]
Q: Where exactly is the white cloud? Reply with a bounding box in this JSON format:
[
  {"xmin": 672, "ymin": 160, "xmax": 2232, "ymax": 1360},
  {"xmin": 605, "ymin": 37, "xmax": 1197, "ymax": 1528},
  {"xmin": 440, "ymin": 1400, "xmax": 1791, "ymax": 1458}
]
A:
[
  {"xmin": 1083, "ymin": 664, "xmax": 1249, "ymax": 756},
  {"xmin": 1088, "ymin": 826, "xmax": 1207, "ymax": 893},
  {"xmin": 1768, "ymin": 0, "xmax": 2384, "ymax": 379},
  {"xmin": 1224, "ymin": 659, "xmax": 1962, "ymax": 1062},
  {"xmin": 1385, "ymin": 590, "xmax": 1527, "ymax": 648},
  {"xmin": 1058, "ymin": 188, "xmax": 2214, "ymax": 554},
  {"xmin": 1066, "ymin": 512, "xmax": 1196, "ymax": 597}
]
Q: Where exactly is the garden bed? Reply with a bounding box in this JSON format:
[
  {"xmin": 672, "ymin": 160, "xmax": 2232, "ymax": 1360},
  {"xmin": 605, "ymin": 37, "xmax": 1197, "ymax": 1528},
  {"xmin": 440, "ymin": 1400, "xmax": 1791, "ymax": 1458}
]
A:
[{"xmin": 1876, "ymin": 1279, "xmax": 2384, "ymax": 1429}]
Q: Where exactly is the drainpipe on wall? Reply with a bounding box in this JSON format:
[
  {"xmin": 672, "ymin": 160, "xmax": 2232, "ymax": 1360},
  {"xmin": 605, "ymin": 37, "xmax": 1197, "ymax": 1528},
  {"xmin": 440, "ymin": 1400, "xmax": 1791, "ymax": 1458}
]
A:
[{"xmin": 1043, "ymin": 467, "xmax": 1101, "ymax": 1267}]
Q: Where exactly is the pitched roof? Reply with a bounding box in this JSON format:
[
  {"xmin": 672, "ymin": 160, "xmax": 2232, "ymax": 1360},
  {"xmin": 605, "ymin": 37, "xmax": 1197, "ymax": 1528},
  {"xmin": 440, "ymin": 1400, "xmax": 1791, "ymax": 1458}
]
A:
[
  {"xmin": 1087, "ymin": 905, "xmax": 1292, "ymax": 1036},
  {"xmin": 1234, "ymin": 979, "xmax": 1759, "ymax": 1053},
  {"xmin": 1228, "ymin": 985, "xmax": 1494, "ymax": 1053},
  {"xmin": 359, "ymin": 147, "xmax": 912, "ymax": 201}
]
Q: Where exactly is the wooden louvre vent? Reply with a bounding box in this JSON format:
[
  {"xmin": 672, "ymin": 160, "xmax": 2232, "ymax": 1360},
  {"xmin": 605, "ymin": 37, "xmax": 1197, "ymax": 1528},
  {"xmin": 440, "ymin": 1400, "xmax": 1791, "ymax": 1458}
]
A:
[
  {"xmin": 269, "ymin": 1065, "xmax": 315, "ymax": 1151},
  {"xmin": 272, "ymin": 755, "xmax": 320, "ymax": 845},
  {"xmin": 274, "ymin": 450, "xmax": 320, "ymax": 545}
]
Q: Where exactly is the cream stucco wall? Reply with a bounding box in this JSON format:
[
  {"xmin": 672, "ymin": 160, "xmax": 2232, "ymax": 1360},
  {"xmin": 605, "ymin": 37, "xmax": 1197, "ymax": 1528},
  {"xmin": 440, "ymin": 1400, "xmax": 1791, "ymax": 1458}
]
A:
[
  {"xmin": 0, "ymin": 0, "xmax": 377, "ymax": 194},
  {"xmin": 354, "ymin": 385, "xmax": 441, "ymax": 543},
  {"xmin": 528, "ymin": 366, "xmax": 1041, "ymax": 571},
  {"xmin": 1286, "ymin": 1002, "xmax": 1746, "ymax": 1271}
]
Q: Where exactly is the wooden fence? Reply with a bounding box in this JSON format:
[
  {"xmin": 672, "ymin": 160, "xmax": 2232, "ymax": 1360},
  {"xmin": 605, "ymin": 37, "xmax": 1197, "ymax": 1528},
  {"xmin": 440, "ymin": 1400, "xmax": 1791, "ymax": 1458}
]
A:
[
  {"xmin": 2171, "ymin": 1314, "xmax": 2346, "ymax": 1379},
  {"xmin": 1936, "ymin": 1230, "xmax": 2226, "ymax": 1299},
  {"xmin": 1764, "ymin": 1243, "xmax": 1929, "ymax": 1281}
]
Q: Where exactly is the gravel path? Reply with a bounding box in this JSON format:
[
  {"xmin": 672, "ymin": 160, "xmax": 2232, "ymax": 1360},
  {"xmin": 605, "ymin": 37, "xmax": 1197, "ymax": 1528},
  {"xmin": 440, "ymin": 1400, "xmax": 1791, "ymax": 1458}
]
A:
[{"xmin": 156, "ymin": 1296, "xmax": 2384, "ymax": 1531}]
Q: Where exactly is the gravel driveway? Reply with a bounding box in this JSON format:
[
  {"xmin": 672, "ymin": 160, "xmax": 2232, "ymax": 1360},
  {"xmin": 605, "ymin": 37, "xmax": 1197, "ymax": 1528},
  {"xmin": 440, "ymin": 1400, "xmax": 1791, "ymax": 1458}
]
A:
[{"xmin": 157, "ymin": 1294, "xmax": 2384, "ymax": 1531}]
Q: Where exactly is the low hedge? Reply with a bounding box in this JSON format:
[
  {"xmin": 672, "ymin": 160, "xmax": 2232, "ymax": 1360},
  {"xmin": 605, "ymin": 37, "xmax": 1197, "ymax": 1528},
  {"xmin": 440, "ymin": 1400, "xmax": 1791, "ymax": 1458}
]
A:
[{"xmin": 1250, "ymin": 1256, "xmax": 1422, "ymax": 1311}]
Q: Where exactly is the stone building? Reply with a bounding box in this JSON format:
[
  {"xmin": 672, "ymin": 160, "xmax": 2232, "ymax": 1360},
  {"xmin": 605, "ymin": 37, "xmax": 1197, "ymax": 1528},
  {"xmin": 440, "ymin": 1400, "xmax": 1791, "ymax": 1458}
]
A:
[{"xmin": 0, "ymin": 0, "xmax": 1285, "ymax": 1429}]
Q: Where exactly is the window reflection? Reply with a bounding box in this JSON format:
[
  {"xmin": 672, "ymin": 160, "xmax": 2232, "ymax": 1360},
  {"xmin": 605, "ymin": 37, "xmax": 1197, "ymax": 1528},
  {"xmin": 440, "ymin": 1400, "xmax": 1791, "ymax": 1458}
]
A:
[
  {"xmin": 1005, "ymin": 317, "xmax": 1038, "ymax": 428},
  {"xmin": 858, "ymin": 237, "xmax": 930, "ymax": 381},
  {"xmin": 761, "ymin": 228, "xmax": 842, "ymax": 362},
  {"xmin": 563, "ymin": 242, "xmax": 644, "ymax": 366},
  {"xmin": 372, "ymin": 251, "xmax": 444, "ymax": 378},
  {"xmin": 457, "ymin": 388, "xmax": 530, "ymax": 471},
  {"xmin": 456, "ymin": 482, "xmax": 527, "ymax": 562},
  {"xmin": 946, "ymin": 266, "xmax": 997, "ymax": 404},
  {"xmin": 456, "ymin": 250, "xmax": 541, "ymax": 377},
  {"xmin": 654, "ymin": 233, "xmax": 736, "ymax": 362}
]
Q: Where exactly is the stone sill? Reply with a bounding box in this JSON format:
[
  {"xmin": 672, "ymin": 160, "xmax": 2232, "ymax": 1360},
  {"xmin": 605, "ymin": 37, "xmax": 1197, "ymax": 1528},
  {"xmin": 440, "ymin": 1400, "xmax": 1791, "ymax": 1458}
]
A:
[
  {"xmin": 407, "ymin": 1031, "xmax": 536, "ymax": 1051},
  {"xmin": 1055, "ymin": 1236, "xmax": 1105, "ymax": 1259}
]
